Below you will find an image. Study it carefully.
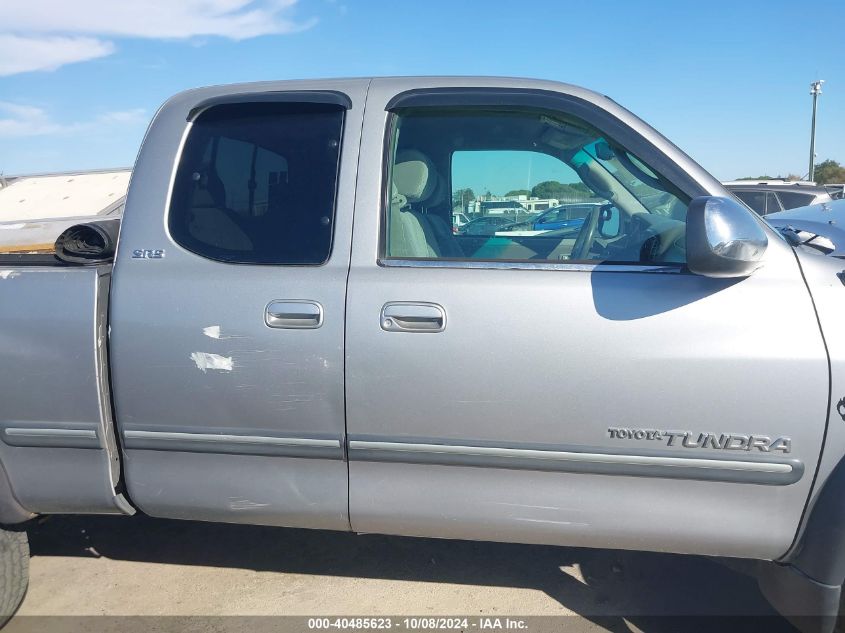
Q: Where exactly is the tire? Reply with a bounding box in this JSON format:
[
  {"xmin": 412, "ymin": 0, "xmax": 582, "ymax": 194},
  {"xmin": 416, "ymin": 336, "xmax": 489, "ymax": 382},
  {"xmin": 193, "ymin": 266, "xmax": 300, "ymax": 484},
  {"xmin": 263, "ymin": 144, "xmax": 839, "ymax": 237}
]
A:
[{"xmin": 0, "ymin": 527, "xmax": 28, "ymax": 627}]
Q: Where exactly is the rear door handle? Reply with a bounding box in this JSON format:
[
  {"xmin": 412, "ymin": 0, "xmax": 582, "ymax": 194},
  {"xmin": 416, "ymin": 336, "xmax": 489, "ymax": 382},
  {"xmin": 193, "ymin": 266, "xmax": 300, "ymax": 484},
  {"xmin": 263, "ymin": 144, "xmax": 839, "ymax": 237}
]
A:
[
  {"xmin": 265, "ymin": 300, "xmax": 323, "ymax": 329},
  {"xmin": 381, "ymin": 302, "xmax": 446, "ymax": 333}
]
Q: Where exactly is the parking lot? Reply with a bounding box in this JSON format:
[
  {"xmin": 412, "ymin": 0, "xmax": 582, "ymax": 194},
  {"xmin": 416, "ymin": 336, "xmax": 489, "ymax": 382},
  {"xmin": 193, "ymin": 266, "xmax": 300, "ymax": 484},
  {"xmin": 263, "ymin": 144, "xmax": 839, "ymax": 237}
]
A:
[{"xmin": 9, "ymin": 514, "xmax": 797, "ymax": 633}]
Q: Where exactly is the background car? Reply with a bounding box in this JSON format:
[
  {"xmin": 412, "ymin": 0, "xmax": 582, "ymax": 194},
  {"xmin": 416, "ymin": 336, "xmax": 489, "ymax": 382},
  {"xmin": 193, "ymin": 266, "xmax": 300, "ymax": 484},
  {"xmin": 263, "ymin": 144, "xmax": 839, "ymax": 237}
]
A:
[
  {"xmin": 532, "ymin": 202, "xmax": 604, "ymax": 231},
  {"xmin": 479, "ymin": 200, "xmax": 528, "ymax": 216},
  {"xmin": 458, "ymin": 215, "xmax": 516, "ymax": 236},
  {"xmin": 723, "ymin": 181, "xmax": 838, "ymax": 216},
  {"xmin": 765, "ymin": 198, "xmax": 845, "ymax": 258},
  {"xmin": 451, "ymin": 212, "xmax": 470, "ymax": 232}
]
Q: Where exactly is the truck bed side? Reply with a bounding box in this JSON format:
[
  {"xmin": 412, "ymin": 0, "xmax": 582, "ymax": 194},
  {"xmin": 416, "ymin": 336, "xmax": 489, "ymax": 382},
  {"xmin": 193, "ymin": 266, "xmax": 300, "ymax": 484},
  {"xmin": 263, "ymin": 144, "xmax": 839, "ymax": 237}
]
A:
[{"xmin": 0, "ymin": 264, "xmax": 132, "ymax": 517}]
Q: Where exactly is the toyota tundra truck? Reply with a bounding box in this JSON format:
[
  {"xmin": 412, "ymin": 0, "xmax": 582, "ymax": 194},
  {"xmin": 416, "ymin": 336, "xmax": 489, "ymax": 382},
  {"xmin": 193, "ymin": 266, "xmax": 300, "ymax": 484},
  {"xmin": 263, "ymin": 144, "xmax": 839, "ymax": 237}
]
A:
[{"xmin": 2, "ymin": 77, "xmax": 845, "ymax": 631}]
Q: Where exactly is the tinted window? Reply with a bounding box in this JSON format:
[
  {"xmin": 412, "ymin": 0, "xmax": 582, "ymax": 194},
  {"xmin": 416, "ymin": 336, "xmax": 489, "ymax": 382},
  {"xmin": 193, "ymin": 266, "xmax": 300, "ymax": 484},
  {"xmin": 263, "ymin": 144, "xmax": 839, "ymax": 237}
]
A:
[
  {"xmin": 733, "ymin": 190, "xmax": 766, "ymax": 214},
  {"xmin": 777, "ymin": 191, "xmax": 816, "ymax": 210},
  {"xmin": 765, "ymin": 192, "xmax": 782, "ymax": 215},
  {"xmin": 169, "ymin": 101, "xmax": 344, "ymax": 264},
  {"xmin": 385, "ymin": 109, "xmax": 689, "ymax": 264}
]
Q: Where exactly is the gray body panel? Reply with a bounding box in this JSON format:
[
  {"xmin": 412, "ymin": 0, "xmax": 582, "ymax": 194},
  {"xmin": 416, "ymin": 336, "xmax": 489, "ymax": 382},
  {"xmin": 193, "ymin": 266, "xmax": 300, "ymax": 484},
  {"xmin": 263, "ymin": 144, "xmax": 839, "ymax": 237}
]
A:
[
  {"xmin": 767, "ymin": 199, "xmax": 845, "ymax": 258},
  {"xmin": 344, "ymin": 77, "xmax": 829, "ymax": 560},
  {"xmin": 108, "ymin": 78, "xmax": 370, "ymax": 529},
  {"xmin": 783, "ymin": 250, "xmax": 845, "ymax": 554},
  {"xmin": 0, "ymin": 266, "xmax": 129, "ymax": 514}
]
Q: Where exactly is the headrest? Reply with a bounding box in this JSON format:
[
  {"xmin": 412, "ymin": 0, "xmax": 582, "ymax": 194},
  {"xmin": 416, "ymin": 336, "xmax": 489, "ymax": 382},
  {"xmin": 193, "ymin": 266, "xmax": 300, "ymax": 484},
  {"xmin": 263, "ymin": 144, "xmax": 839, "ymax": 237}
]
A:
[
  {"xmin": 191, "ymin": 166, "xmax": 226, "ymax": 208},
  {"xmin": 426, "ymin": 171, "xmax": 447, "ymax": 208},
  {"xmin": 393, "ymin": 150, "xmax": 437, "ymax": 204}
]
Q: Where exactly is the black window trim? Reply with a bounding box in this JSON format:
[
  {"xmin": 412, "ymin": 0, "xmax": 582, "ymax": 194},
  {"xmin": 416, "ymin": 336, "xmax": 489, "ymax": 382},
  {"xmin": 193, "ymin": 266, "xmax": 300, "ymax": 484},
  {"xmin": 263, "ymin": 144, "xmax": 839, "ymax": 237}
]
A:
[
  {"xmin": 186, "ymin": 90, "xmax": 352, "ymax": 122},
  {"xmin": 378, "ymin": 87, "xmax": 703, "ymax": 272},
  {"xmin": 384, "ymin": 88, "xmax": 706, "ymax": 201}
]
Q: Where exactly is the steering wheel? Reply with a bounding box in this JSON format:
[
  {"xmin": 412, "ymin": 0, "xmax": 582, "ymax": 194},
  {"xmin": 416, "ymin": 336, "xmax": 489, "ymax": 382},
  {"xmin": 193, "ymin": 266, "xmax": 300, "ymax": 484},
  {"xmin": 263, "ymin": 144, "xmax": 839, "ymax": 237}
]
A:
[{"xmin": 570, "ymin": 204, "xmax": 608, "ymax": 261}]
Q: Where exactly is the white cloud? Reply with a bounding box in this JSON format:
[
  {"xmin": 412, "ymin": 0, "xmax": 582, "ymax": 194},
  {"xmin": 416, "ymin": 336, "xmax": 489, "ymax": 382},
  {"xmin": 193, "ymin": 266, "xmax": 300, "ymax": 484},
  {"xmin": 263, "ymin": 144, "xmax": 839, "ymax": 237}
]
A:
[
  {"xmin": 0, "ymin": 0, "xmax": 314, "ymax": 75},
  {"xmin": 0, "ymin": 35, "xmax": 115, "ymax": 76},
  {"xmin": 0, "ymin": 102, "xmax": 147, "ymax": 139},
  {"xmin": 4, "ymin": 0, "xmax": 314, "ymax": 39},
  {"xmin": 0, "ymin": 103, "xmax": 63, "ymax": 137}
]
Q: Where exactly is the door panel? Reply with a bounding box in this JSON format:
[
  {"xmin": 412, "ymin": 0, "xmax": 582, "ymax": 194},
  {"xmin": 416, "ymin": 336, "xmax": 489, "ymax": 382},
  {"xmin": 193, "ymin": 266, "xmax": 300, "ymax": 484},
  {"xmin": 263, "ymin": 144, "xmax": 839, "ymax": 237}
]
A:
[
  {"xmin": 110, "ymin": 80, "xmax": 368, "ymax": 529},
  {"xmin": 345, "ymin": 79, "xmax": 828, "ymax": 559},
  {"xmin": 346, "ymin": 260, "xmax": 825, "ymax": 559}
]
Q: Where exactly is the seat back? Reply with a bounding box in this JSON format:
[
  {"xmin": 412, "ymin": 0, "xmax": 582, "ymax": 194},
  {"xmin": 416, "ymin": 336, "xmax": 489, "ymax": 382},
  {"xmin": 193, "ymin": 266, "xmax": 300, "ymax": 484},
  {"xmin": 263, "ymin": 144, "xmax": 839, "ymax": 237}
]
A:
[
  {"xmin": 388, "ymin": 185, "xmax": 438, "ymax": 258},
  {"xmin": 388, "ymin": 151, "xmax": 463, "ymax": 258},
  {"xmin": 187, "ymin": 188, "xmax": 253, "ymax": 252}
]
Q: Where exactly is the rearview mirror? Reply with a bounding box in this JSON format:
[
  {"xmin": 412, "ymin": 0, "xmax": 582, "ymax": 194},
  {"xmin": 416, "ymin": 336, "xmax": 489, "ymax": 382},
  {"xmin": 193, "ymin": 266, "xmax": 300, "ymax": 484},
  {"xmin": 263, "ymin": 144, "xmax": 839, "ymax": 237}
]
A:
[
  {"xmin": 598, "ymin": 205, "xmax": 620, "ymax": 238},
  {"xmin": 686, "ymin": 196, "xmax": 768, "ymax": 278}
]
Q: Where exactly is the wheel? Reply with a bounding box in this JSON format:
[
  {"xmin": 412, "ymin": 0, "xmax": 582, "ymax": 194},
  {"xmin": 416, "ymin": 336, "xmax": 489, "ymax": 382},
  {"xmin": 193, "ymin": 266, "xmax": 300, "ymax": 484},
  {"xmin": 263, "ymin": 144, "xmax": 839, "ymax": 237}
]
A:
[{"xmin": 0, "ymin": 526, "xmax": 28, "ymax": 626}]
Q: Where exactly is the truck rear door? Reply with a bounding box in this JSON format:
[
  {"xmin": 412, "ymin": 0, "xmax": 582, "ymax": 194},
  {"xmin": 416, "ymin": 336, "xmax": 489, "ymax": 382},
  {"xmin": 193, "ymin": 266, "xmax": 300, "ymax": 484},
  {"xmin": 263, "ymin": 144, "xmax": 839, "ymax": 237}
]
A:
[{"xmin": 110, "ymin": 80, "xmax": 367, "ymax": 529}]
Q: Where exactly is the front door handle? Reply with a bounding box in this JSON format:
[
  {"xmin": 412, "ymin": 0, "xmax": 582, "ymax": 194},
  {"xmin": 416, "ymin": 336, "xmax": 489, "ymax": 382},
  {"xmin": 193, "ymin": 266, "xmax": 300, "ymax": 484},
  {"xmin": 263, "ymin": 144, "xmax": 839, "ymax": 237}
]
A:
[
  {"xmin": 381, "ymin": 302, "xmax": 446, "ymax": 333},
  {"xmin": 265, "ymin": 300, "xmax": 323, "ymax": 329}
]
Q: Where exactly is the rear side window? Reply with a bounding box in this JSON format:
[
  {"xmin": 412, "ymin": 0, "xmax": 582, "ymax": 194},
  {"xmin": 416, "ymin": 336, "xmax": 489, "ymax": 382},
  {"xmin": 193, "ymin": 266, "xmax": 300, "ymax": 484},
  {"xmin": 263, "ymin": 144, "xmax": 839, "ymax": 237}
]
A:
[
  {"xmin": 765, "ymin": 192, "xmax": 782, "ymax": 214},
  {"xmin": 777, "ymin": 191, "xmax": 816, "ymax": 210},
  {"xmin": 733, "ymin": 190, "xmax": 766, "ymax": 214},
  {"xmin": 169, "ymin": 101, "xmax": 344, "ymax": 264}
]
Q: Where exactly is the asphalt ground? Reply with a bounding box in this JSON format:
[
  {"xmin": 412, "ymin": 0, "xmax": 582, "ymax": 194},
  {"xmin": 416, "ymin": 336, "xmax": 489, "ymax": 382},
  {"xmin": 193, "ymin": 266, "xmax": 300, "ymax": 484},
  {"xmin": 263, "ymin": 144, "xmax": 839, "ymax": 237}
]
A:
[{"xmin": 8, "ymin": 513, "xmax": 801, "ymax": 633}]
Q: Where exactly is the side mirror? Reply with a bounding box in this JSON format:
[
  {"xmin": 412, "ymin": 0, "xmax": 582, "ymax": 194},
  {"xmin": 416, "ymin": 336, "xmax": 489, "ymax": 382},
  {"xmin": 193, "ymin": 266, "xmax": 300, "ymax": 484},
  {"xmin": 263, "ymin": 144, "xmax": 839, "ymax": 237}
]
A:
[{"xmin": 686, "ymin": 196, "xmax": 768, "ymax": 278}]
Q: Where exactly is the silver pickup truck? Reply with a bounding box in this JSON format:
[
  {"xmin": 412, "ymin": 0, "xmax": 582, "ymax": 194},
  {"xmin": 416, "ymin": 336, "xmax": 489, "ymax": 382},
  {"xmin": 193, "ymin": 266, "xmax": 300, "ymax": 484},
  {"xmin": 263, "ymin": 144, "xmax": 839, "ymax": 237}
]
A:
[{"xmin": 2, "ymin": 77, "xmax": 845, "ymax": 631}]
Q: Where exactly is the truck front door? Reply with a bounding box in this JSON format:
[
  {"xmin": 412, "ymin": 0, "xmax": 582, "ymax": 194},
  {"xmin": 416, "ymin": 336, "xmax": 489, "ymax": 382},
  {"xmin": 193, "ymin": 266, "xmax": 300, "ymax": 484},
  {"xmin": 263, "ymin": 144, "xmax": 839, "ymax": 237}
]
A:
[{"xmin": 345, "ymin": 79, "xmax": 828, "ymax": 559}]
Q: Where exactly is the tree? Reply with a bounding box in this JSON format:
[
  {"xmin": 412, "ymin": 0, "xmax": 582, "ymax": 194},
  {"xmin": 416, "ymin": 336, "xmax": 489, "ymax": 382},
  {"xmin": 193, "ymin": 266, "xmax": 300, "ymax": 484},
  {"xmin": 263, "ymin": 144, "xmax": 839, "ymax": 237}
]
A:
[
  {"xmin": 813, "ymin": 160, "xmax": 845, "ymax": 185},
  {"xmin": 530, "ymin": 180, "xmax": 592, "ymax": 200},
  {"xmin": 735, "ymin": 165, "xmax": 845, "ymax": 184},
  {"xmin": 504, "ymin": 189, "xmax": 531, "ymax": 197},
  {"xmin": 451, "ymin": 188, "xmax": 476, "ymax": 208}
]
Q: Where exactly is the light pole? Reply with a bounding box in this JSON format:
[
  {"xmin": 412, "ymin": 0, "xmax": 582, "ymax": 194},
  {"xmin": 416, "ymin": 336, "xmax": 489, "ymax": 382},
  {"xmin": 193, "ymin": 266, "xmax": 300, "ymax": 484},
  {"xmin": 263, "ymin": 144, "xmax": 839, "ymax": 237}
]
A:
[{"xmin": 808, "ymin": 80, "xmax": 825, "ymax": 182}]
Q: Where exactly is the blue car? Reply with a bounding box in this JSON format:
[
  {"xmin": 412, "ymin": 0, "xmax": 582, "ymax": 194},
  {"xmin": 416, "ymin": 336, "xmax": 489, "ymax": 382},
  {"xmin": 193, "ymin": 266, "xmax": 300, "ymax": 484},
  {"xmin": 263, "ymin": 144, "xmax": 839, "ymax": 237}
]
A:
[{"xmin": 532, "ymin": 203, "xmax": 604, "ymax": 231}]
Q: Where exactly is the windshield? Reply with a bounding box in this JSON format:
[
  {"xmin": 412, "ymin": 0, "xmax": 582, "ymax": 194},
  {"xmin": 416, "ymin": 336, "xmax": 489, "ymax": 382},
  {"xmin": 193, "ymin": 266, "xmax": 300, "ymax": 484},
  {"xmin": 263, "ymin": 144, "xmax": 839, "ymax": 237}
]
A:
[{"xmin": 579, "ymin": 139, "xmax": 687, "ymax": 218}]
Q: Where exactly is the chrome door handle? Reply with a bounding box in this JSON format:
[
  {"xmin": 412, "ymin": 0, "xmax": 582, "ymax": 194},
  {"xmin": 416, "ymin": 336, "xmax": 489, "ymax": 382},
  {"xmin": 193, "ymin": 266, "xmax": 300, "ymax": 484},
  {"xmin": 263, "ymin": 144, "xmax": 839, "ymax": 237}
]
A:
[
  {"xmin": 265, "ymin": 300, "xmax": 323, "ymax": 329},
  {"xmin": 381, "ymin": 302, "xmax": 446, "ymax": 333}
]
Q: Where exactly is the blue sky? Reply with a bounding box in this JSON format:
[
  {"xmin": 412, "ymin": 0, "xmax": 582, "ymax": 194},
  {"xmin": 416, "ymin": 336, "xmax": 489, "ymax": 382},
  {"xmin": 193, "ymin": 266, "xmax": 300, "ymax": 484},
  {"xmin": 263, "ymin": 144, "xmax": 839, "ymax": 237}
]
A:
[{"xmin": 1, "ymin": 0, "xmax": 843, "ymax": 181}]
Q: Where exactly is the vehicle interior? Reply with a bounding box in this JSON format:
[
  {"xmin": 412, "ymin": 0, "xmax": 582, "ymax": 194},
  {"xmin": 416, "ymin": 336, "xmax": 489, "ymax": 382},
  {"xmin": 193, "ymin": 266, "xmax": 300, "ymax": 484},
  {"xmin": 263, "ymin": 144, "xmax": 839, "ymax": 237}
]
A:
[{"xmin": 385, "ymin": 108, "xmax": 690, "ymax": 264}]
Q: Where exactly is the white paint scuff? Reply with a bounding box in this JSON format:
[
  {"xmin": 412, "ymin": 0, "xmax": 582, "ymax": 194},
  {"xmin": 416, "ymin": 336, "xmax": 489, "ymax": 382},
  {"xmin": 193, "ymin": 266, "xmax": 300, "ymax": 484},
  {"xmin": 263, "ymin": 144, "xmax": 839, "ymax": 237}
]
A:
[
  {"xmin": 190, "ymin": 352, "xmax": 233, "ymax": 372},
  {"xmin": 202, "ymin": 325, "xmax": 222, "ymax": 339},
  {"xmin": 0, "ymin": 270, "xmax": 20, "ymax": 280}
]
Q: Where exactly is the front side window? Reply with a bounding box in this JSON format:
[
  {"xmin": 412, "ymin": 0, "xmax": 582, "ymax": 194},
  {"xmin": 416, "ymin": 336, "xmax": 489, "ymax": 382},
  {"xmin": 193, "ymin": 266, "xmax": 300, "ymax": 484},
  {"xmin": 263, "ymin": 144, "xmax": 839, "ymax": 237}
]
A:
[
  {"xmin": 170, "ymin": 101, "xmax": 344, "ymax": 264},
  {"xmin": 384, "ymin": 108, "xmax": 689, "ymax": 264}
]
